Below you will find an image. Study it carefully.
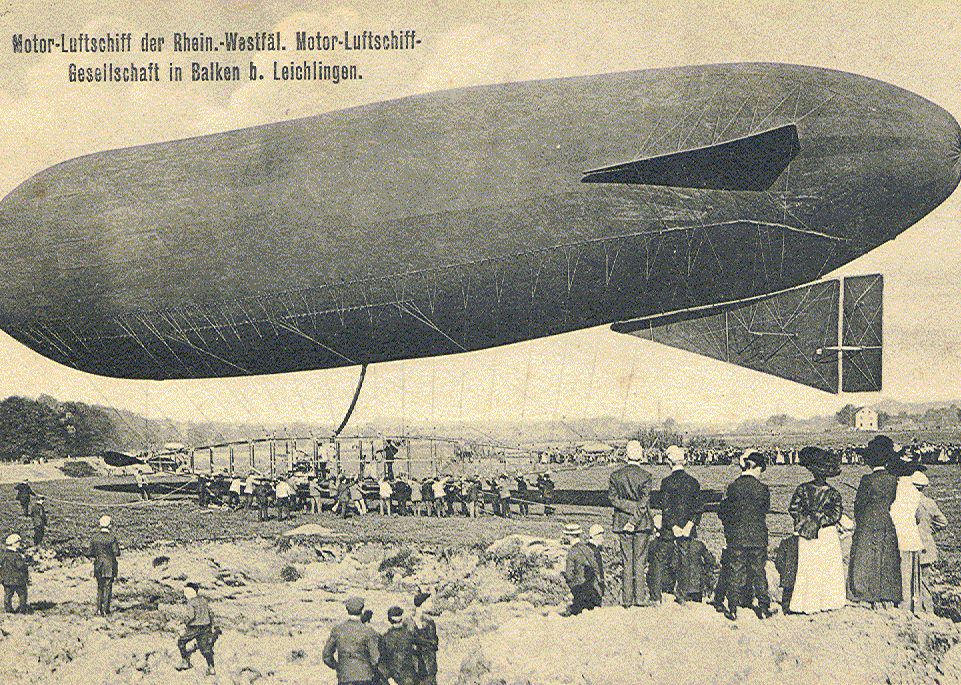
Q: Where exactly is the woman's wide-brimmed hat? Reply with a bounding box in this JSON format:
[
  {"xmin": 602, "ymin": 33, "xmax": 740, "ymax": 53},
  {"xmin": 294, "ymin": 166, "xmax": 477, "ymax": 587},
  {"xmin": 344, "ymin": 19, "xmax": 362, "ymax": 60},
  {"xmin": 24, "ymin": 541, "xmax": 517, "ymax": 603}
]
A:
[
  {"xmin": 798, "ymin": 446, "xmax": 841, "ymax": 478},
  {"xmin": 862, "ymin": 435, "xmax": 898, "ymax": 468}
]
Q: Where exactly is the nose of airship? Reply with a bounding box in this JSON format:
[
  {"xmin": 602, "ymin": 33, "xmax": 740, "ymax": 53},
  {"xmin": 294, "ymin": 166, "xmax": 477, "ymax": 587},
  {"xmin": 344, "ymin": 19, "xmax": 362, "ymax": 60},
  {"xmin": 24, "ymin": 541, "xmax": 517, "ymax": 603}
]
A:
[
  {"xmin": 924, "ymin": 96, "xmax": 961, "ymax": 193},
  {"xmin": 865, "ymin": 91, "xmax": 961, "ymax": 245}
]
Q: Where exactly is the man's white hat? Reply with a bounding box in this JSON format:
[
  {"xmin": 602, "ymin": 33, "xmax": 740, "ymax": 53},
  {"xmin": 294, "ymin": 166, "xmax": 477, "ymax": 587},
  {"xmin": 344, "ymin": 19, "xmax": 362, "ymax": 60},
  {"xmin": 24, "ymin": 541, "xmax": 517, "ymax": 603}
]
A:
[
  {"xmin": 99, "ymin": 515, "xmax": 112, "ymax": 529},
  {"xmin": 564, "ymin": 523, "xmax": 582, "ymax": 537},
  {"xmin": 588, "ymin": 524, "xmax": 604, "ymax": 540},
  {"xmin": 665, "ymin": 445, "xmax": 686, "ymax": 465},
  {"xmin": 910, "ymin": 471, "xmax": 930, "ymax": 486},
  {"xmin": 626, "ymin": 440, "xmax": 643, "ymax": 462},
  {"xmin": 5, "ymin": 533, "xmax": 21, "ymax": 547}
]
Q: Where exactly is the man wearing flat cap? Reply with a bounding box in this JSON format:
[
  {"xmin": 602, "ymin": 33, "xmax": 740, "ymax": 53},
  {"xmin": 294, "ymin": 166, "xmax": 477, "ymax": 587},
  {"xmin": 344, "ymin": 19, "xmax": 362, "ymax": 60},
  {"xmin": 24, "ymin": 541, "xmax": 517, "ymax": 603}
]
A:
[
  {"xmin": 652, "ymin": 445, "xmax": 701, "ymax": 606},
  {"xmin": 564, "ymin": 524, "xmax": 605, "ymax": 614},
  {"xmin": 324, "ymin": 596, "xmax": 381, "ymax": 684},
  {"xmin": 379, "ymin": 606, "xmax": 417, "ymax": 685},
  {"xmin": 0, "ymin": 534, "xmax": 29, "ymax": 613},
  {"xmin": 608, "ymin": 440, "xmax": 654, "ymax": 607},
  {"xmin": 175, "ymin": 582, "xmax": 218, "ymax": 675}
]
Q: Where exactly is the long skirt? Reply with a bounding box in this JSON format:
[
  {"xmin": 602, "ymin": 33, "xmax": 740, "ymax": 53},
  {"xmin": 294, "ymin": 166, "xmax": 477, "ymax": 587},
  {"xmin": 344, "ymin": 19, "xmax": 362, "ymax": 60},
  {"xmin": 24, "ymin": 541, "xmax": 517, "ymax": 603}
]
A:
[{"xmin": 790, "ymin": 527, "xmax": 846, "ymax": 614}]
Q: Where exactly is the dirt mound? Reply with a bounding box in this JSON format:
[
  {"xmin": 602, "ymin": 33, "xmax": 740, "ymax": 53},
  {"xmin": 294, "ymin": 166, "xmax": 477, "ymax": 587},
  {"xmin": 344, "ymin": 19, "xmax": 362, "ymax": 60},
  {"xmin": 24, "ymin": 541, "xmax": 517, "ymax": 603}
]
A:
[
  {"xmin": 9, "ymin": 537, "xmax": 961, "ymax": 685},
  {"xmin": 453, "ymin": 603, "xmax": 961, "ymax": 685}
]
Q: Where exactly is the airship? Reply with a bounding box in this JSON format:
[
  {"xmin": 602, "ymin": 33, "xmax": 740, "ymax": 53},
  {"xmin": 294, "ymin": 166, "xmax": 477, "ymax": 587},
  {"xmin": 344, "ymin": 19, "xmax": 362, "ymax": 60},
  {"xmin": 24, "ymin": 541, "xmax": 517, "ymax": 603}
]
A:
[{"xmin": 0, "ymin": 62, "xmax": 958, "ymax": 394}]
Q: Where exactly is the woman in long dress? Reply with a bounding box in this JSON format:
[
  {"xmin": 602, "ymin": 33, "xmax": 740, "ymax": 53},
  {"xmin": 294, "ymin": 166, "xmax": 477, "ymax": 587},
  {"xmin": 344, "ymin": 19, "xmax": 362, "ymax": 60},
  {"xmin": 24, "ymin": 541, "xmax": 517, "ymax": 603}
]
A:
[
  {"xmin": 789, "ymin": 446, "xmax": 846, "ymax": 613},
  {"xmin": 848, "ymin": 436, "xmax": 902, "ymax": 607}
]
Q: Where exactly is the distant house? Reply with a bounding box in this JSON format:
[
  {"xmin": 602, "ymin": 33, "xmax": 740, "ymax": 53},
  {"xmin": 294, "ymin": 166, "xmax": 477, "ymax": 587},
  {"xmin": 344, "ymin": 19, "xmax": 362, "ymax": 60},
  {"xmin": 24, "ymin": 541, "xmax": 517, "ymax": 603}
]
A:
[{"xmin": 855, "ymin": 407, "xmax": 878, "ymax": 431}]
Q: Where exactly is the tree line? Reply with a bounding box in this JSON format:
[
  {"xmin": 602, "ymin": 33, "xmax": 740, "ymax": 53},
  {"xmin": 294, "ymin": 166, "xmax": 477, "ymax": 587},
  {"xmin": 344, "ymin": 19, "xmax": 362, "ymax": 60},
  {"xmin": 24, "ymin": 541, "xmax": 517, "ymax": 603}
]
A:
[{"xmin": 0, "ymin": 394, "xmax": 121, "ymax": 462}]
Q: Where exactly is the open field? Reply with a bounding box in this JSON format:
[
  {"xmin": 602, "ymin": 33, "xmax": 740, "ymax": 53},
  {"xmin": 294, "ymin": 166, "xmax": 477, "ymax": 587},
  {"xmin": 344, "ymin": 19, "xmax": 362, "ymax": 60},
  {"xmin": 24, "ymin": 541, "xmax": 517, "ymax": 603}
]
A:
[
  {"xmin": 5, "ymin": 462, "xmax": 961, "ymax": 555},
  {"xmin": 3, "ymin": 468, "xmax": 961, "ymax": 684},
  {"xmin": 719, "ymin": 428, "xmax": 961, "ymax": 449}
]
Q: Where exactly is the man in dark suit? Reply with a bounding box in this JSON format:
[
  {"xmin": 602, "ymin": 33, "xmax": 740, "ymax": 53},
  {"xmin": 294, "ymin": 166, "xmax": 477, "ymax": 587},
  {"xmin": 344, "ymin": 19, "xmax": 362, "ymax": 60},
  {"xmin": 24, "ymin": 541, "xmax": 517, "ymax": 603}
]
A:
[
  {"xmin": 608, "ymin": 440, "xmax": 655, "ymax": 607},
  {"xmin": 651, "ymin": 445, "xmax": 701, "ymax": 605},
  {"xmin": 88, "ymin": 515, "xmax": 121, "ymax": 615},
  {"xmin": 323, "ymin": 596, "xmax": 381, "ymax": 685},
  {"xmin": 379, "ymin": 606, "xmax": 417, "ymax": 685},
  {"xmin": 0, "ymin": 534, "xmax": 29, "ymax": 613},
  {"xmin": 15, "ymin": 479, "xmax": 32, "ymax": 516},
  {"xmin": 721, "ymin": 450, "xmax": 773, "ymax": 620}
]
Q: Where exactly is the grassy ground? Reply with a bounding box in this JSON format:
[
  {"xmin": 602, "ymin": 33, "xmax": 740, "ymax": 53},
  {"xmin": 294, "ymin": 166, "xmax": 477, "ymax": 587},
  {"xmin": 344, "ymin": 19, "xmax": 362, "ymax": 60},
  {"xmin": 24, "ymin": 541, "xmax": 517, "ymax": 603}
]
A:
[
  {"xmin": 0, "ymin": 477, "xmax": 575, "ymax": 552},
  {"xmin": 721, "ymin": 427, "xmax": 961, "ymax": 449},
  {"xmin": 4, "ymin": 462, "xmax": 960, "ymax": 556}
]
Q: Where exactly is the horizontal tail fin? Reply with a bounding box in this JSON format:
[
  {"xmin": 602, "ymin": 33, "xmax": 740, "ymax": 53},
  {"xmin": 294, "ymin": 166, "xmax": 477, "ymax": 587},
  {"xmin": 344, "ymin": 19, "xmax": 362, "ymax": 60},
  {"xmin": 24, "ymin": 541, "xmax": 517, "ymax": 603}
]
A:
[{"xmin": 612, "ymin": 275, "xmax": 881, "ymax": 393}]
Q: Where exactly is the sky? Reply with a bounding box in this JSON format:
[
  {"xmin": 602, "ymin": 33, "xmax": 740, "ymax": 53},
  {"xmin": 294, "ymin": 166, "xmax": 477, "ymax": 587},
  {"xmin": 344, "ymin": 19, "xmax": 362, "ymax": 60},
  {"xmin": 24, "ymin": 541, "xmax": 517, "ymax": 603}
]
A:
[{"xmin": 0, "ymin": 0, "xmax": 959, "ymax": 431}]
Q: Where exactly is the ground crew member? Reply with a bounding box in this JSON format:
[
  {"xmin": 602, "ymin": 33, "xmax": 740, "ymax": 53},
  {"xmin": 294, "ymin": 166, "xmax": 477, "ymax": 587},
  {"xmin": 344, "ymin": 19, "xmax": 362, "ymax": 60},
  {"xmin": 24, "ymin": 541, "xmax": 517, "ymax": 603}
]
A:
[
  {"xmin": 15, "ymin": 479, "xmax": 32, "ymax": 516},
  {"xmin": 255, "ymin": 479, "xmax": 271, "ymax": 521},
  {"xmin": 515, "ymin": 475, "xmax": 530, "ymax": 516},
  {"xmin": 30, "ymin": 494, "xmax": 47, "ymax": 547},
  {"xmin": 380, "ymin": 606, "xmax": 417, "ymax": 685},
  {"xmin": 421, "ymin": 478, "xmax": 435, "ymax": 516},
  {"xmin": 379, "ymin": 478, "xmax": 393, "ymax": 515},
  {"xmin": 275, "ymin": 478, "xmax": 292, "ymax": 521},
  {"xmin": 0, "ymin": 534, "xmax": 28, "ymax": 613},
  {"xmin": 336, "ymin": 476, "xmax": 351, "ymax": 518},
  {"xmin": 432, "ymin": 477, "xmax": 446, "ymax": 517},
  {"xmin": 228, "ymin": 476, "xmax": 243, "ymax": 508},
  {"xmin": 564, "ymin": 524, "xmax": 605, "ymax": 614},
  {"xmin": 497, "ymin": 474, "xmax": 512, "ymax": 517},
  {"xmin": 308, "ymin": 476, "xmax": 323, "ymax": 513},
  {"xmin": 175, "ymin": 582, "xmax": 218, "ymax": 675},
  {"xmin": 197, "ymin": 476, "xmax": 211, "ymax": 507},
  {"xmin": 393, "ymin": 476, "xmax": 411, "ymax": 516},
  {"xmin": 88, "ymin": 515, "xmax": 120, "ymax": 615},
  {"xmin": 349, "ymin": 477, "xmax": 367, "ymax": 515},
  {"xmin": 243, "ymin": 473, "xmax": 257, "ymax": 509},
  {"xmin": 466, "ymin": 477, "xmax": 481, "ymax": 518},
  {"xmin": 410, "ymin": 477, "xmax": 423, "ymax": 515},
  {"xmin": 382, "ymin": 439, "xmax": 399, "ymax": 481},
  {"xmin": 539, "ymin": 472, "xmax": 555, "ymax": 516},
  {"xmin": 135, "ymin": 470, "xmax": 150, "ymax": 500},
  {"xmin": 323, "ymin": 596, "xmax": 381, "ymax": 685}
]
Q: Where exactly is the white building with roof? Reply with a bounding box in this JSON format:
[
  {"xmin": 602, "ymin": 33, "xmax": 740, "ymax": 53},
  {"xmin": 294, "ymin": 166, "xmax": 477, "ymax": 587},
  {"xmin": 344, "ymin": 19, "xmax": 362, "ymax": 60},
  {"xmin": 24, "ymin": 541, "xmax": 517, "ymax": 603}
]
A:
[{"xmin": 855, "ymin": 407, "xmax": 878, "ymax": 431}]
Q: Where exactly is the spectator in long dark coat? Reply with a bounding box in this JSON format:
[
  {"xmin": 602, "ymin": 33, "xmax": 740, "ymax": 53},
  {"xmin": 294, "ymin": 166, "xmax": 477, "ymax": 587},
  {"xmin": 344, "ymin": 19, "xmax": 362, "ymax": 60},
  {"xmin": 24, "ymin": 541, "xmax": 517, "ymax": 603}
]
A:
[
  {"xmin": 88, "ymin": 516, "xmax": 120, "ymax": 615},
  {"xmin": 720, "ymin": 450, "xmax": 772, "ymax": 620},
  {"xmin": 409, "ymin": 592, "xmax": 438, "ymax": 685},
  {"xmin": 651, "ymin": 445, "xmax": 701, "ymax": 605},
  {"xmin": 848, "ymin": 436, "xmax": 902, "ymax": 608}
]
